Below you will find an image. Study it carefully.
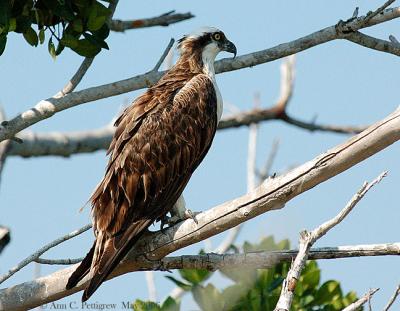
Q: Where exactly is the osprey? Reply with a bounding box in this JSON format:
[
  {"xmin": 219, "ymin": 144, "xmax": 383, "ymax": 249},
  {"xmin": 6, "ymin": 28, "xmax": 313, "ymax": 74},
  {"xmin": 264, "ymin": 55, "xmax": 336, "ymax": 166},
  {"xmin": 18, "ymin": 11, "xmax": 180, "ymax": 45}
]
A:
[{"xmin": 66, "ymin": 27, "xmax": 236, "ymax": 301}]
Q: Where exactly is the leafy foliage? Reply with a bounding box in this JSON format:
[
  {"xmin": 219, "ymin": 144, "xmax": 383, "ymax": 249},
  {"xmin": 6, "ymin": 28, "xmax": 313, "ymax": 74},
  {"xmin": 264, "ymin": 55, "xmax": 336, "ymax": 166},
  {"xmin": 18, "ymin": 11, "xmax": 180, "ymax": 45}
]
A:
[
  {"xmin": 0, "ymin": 0, "xmax": 111, "ymax": 58},
  {"xmin": 134, "ymin": 236, "xmax": 360, "ymax": 311}
]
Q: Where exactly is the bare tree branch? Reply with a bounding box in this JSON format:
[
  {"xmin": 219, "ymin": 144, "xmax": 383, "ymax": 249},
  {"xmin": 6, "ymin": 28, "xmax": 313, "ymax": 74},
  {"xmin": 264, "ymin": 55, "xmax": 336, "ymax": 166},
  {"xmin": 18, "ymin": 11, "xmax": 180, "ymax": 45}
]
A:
[
  {"xmin": 383, "ymin": 285, "xmax": 400, "ymax": 311},
  {"xmin": 152, "ymin": 38, "xmax": 175, "ymax": 72},
  {"xmin": 8, "ymin": 107, "xmax": 367, "ymax": 158},
  {"xmin": 257, "ymin": 138, "xmax": 280, "ymax": 180},
  {"xmin": 5, "ymin": 53, "xmax": 360, "ymax": 159},
  {"xmin": 342, "ymin": 288, "xmax": 380, "ymax": 311},
  {"xmin": 1, "ymin": 5, "xmax": 399, "ymax": 144},
  {"xmin": 346, "ymin": 31, "xmax": 400, "ymax": 56},
  {"xmin": 54, "ymin": 58, "xmax": 94, "ymax": 98},
  {"xmin": 275, "ymin": 172, "xmax": 386, "ymax": 311},
  {"xmin": 0, "ymin": 224, "xmax": 91, "ymax": 285},
  {"xmin": 110, "ymin": 11, "xmax": 194, "ymax": 32},
  {"xmin": 144, "ymin": 271, "xmax": 157, "ymax": 302},
  {"xmin": 31, "ymin": 242, "xmax": 400, "ymax": 267},
  {"xmin": 55, "ymin": 0, "xmax": 120, "ymax": 98},
  {"xmin": 1, "ymin": 105, "xmax": 400, "ymax": 310}
]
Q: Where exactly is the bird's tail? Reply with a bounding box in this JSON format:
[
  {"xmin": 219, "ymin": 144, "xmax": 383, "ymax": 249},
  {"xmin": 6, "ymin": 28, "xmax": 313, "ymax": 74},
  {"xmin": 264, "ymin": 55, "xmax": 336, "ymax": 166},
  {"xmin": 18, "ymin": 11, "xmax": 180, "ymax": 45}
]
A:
[
  {"xmin": 66, "ymin": 243, "xmax": 96, "ymax": 290},
  {"xmin": 66, "ymin": 219, "xmax": 153, "ymax": 302}
]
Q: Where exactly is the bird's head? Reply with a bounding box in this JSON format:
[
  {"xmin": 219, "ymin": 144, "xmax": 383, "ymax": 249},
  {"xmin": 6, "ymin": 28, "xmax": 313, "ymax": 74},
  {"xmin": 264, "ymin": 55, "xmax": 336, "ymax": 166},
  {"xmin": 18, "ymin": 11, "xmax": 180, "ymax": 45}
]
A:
[{"xmin": 177, "ymin": 27, "xmax": 237, "ymax": 63}]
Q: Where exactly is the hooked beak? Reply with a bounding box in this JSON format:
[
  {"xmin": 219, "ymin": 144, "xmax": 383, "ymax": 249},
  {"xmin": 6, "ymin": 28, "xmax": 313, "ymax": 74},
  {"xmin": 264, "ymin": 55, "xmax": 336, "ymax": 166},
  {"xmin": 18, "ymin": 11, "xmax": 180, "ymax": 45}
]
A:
[{"xmin": 222, "ymin": 39, "xmax": 237, "ymax": 58}]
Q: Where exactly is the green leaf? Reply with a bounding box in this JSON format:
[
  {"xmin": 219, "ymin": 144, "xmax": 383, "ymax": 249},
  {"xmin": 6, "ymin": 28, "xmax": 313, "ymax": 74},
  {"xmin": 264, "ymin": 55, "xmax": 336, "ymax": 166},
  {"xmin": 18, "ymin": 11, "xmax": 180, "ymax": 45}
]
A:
[
  {"xmin": 23, "ymin": 27, "xmax": 38, "ymax": 46},
  {"xmin": 9, "ymin": 18, "xmax": 16, "ymax": 32},
  {"xmin": 0, "ymin": 34, "xmax": 6, "ymax": 55},
  {"xmin": 48, "ymin": 38, "xmax": 56, "ymax": 59},
  {"xmin": 165, "ymin": 276, "xmax": 192, "ymax": 291},
  {"xmin": 220, "ymin": 267, "xmax": 257, "ymax": 286},
  {"xmin": 87, "ymin": 2, "xmax": 110, "ymax": 32},
  {"xmin": 133, "ymin": 300, "xmax": 161, "ymax": 311},
  {"xmin": 88, "ymin": 15, "xmax": 106, "ymax": 32},
  {"xmin": 192, "ymin": 284, "xmax": 224, "ymax": 311},
  {"xmin": 178, "ymin": 269, "xmax": 210, "ymax": 285},
  {"xmin": 82, "ymin": 32, "xmax": 108, "ymax": 49},
  {"xmin": 300, "ymin": 261, "xmax": 320, "ymax": 293},
  {"xmin": 72, "ymin": 19, "xmax": 83, "ymax": 32},
  {"xmin": 160, "ymin": 297, "xmax": 180, "ymax": 311},
  {"xmin": 313, "ymin": 280, "xmax": 342, "ymax": 306},
  {"xmin": 60, "ymin": 33, "xmax": 79, "ymax": 48},
  {"xmin": 71, "ymin": 38, "xmax": 101, "ymax": 57},
  {"xmin": 38, "ymin": 29, "xmax": 45, "ymax": 44}
]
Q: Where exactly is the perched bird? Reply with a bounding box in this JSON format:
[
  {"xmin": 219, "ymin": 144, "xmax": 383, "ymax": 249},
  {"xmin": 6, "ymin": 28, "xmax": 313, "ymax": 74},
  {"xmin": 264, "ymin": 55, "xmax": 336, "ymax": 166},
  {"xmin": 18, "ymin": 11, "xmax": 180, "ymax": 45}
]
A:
[{"xmin": 66, "ymin": 27, "xmax": 237, "ymax": 301}]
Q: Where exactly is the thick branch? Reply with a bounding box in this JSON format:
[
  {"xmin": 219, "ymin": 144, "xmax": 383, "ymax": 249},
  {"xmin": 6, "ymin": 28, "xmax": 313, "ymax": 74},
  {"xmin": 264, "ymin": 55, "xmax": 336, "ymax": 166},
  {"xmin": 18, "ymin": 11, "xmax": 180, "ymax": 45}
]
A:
[
  {"xmin": 110, "ymin": 11, "xmax": 194, "ymax": 32},
  {"xmin": 1, "ymin": 106, "xmax": 400, "ymax": 310},
  {"xmin": 1, "ymin": 6, "xmax": 399, "ymax": 143},
  {"xmin": 35, "ymin": 242, "xmax": 400, "ymax": 268}
]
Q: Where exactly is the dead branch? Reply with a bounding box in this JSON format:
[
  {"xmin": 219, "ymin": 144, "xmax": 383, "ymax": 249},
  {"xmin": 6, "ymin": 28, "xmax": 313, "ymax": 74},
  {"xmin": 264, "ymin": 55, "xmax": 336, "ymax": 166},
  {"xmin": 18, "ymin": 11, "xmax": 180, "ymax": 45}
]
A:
[
  {"xmin": 110, "ymin": 11, "xmax": 194, "ymax": 32},
  {"xmin": 342, "ymin": 288, "xmax": 380, "ymax": 311},
  {"xmin": 1, "ymin": 105, "xmax": 400, "ymax": 310},
  {"xmin": 1, "ymin": 5, "xmax": 399, "ymax": 144},
  {"xmin": 275, "ymin": 172, "xmax": 386, "ymax": 310},
  {"xmin": 32, "ymin": 242, "xmax": 400, "ymax": 267},
  {"xmin": 383, "ymin": 284, "xmax": 400, "ymax": 311},
  {"xmin": 0, "ymin": 224, "xmax": 91, "ymax": 284}
]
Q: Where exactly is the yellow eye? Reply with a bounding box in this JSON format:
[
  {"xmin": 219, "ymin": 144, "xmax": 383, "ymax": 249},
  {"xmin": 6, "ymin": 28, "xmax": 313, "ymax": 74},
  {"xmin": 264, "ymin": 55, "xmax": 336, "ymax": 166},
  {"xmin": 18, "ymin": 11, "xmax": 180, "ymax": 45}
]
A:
[{"xmin": 213, "ymin": 33, "xmax": 221, "ymax": 41}]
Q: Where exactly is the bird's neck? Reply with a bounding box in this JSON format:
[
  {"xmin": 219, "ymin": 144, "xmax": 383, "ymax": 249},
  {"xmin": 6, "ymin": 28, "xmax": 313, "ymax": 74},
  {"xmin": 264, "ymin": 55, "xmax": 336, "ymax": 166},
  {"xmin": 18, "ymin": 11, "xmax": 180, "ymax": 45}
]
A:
[
  {"xmin": 201, "ymin": 47, "xmax": 218, "ymax": 82},
  {"xmin": 175, "ymin": 47, "xmax": 218, "ymax": 78}
]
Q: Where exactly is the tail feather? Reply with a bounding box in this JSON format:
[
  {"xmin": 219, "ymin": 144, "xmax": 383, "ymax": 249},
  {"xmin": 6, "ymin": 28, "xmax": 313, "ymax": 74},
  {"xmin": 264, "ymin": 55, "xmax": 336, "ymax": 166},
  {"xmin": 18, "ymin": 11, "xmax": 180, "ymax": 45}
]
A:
[
  {"xmin": 66, "ymin": 243, "xmax": 96, "ymax": 290},
  {"xmin": 82, "ymin": 219, "xmax": 152, "ymax": 302}
]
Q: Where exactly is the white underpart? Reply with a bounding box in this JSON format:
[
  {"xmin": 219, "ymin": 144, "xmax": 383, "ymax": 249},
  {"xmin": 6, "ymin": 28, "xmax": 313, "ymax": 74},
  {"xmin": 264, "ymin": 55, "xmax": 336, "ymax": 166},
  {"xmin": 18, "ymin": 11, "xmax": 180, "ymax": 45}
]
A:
[
  {"xmin": 172, "ymin": 195, "xmax": 186, "ymax": 217},
  {"xmin": 202, "ymin": 42, "xmax": 223, "ymax": 122}
]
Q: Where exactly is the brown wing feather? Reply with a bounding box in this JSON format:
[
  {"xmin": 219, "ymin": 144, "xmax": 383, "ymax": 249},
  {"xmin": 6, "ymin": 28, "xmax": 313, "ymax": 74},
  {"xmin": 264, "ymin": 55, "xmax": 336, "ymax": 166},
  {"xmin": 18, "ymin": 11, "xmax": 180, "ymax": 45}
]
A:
[{"xmin": 67, "ymin": 73, "xmax": 218, "ymax": 301}]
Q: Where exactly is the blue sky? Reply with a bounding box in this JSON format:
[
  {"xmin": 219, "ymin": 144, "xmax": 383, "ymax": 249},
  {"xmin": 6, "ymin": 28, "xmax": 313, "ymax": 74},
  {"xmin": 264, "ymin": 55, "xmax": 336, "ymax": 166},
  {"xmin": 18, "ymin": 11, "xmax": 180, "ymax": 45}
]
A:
[{"xmin": 1, "ymin": 1, "xmax": 400, "ymax": 309}]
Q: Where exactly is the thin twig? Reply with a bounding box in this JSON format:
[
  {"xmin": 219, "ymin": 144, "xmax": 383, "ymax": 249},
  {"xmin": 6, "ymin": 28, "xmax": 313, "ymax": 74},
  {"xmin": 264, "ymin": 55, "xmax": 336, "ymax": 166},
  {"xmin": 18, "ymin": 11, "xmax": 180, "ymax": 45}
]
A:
[
  {"xmin": 53, "ymin": 0, "xmax": 119, "ymax": 98},
  {"xmin": 363, "ymin": 0, "xmax": 396, "ymax": 25},
  {"xmin": 257, "ymin": 138, "xmax": 280, "ymax": 181},
  {"xmin": 0, "ymin": 224, "xmax": 92, "ymax": 284},
  {"xmin": 275, "ymin": 172, "xmax": 387, "ymax": 311},
  {"xmin": 110, "ymin": 11, "xmax": 194, "ymax": 32},
  {"xmin": 54, "ymin": 58, "xmax": 94, "ymax": 98},
  {"xmin": 342, "ymin": 288, "xmax": 380, "ymax": 311},
  {"xmin": 383, "ymin": 285, "xmax": 400, "ymax": 311},
  {"xmin": 152, "ymin": 38, "xmax": 175, "ymax": 72},
  {"xmin": 275, "ymin": 55, "xmax": 295, "ymax": 111}
]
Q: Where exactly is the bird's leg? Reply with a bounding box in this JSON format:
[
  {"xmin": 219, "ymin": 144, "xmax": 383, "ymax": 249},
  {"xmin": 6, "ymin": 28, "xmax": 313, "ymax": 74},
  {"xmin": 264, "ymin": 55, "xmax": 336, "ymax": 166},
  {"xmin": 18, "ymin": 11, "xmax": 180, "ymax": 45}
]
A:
[{"xmin": 160, "ymin": 195, "xmax": 199, "ymax": 229}]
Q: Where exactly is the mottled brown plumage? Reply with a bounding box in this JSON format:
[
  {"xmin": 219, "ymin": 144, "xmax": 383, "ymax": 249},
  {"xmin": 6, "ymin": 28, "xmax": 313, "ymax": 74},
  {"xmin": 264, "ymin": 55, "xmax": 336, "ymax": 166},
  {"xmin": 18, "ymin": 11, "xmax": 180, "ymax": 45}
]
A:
[{"xmin": 66, "ymin": 27, "xmax": 236, "ymax": 301}]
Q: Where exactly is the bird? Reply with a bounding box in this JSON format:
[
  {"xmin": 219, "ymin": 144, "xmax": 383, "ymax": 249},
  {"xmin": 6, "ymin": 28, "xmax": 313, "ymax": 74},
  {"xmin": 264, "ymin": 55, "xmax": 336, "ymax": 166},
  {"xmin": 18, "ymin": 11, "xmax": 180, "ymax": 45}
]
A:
[{"xmin": 66, "ymin": 27, "xmax": 237, "ymax": 301}]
